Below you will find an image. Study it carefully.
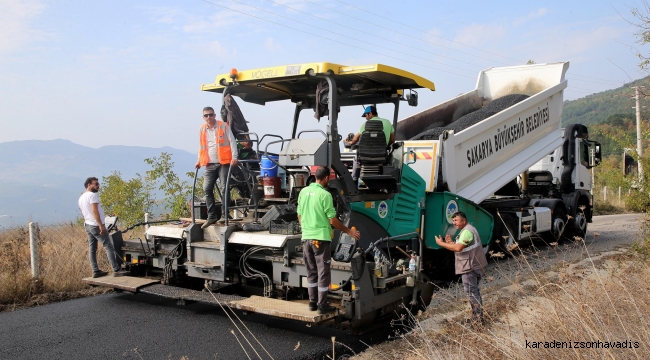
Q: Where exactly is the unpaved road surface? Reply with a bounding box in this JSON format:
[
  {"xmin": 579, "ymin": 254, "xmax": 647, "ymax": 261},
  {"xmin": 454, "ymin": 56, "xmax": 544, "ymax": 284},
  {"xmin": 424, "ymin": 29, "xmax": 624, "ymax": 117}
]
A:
[{"xmin": 0, "ymin": 214, "xmax": 642, "ymax": 360}]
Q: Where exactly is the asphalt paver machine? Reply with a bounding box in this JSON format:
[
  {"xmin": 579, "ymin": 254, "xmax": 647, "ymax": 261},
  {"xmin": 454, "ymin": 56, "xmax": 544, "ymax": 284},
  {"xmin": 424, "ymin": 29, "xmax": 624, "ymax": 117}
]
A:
[{"xmin": 85, "ymin": 61, "xmax": 600, "ymax": 331}]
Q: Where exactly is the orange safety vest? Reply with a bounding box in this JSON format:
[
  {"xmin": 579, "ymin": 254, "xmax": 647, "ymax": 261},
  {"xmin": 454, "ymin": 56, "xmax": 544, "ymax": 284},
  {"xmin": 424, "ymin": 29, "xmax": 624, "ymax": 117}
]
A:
[{"xmin": 198, "ymin": 121, "xmax": 232, "ymax": 166}]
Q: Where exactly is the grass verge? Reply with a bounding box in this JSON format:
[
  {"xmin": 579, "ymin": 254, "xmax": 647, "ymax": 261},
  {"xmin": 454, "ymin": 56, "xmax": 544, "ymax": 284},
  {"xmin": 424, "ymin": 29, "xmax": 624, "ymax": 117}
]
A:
[
  {"xmin": 355, "ymin": 228, "xmax": 650, "ymax": 359},
  {"xmin": 593, "ymin": 200, "xmax": 628, "ymax": 215},
  {"xmin": 0, "ymin": 223, "xmax": 113, "ymax": 311}
]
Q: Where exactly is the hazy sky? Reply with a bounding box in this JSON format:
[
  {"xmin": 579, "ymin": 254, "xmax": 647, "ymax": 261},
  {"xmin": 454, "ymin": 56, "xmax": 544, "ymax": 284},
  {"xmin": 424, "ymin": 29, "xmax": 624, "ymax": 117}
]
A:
[{"xmin": 0, "ymin": 0, "xmax": 645, "ymax": 153}]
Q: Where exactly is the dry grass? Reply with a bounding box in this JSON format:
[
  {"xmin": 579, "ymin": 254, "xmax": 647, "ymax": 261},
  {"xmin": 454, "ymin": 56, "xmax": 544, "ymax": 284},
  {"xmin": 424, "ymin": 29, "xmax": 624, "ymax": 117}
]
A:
[
  {"xmin": 593, "ymin": 200, "xmax": 628, "ymax": 216},
  {"xmin": 0, "ymin": 223, "xmax": 113, "ymax": 309},
  {"xmin": 591, "ymin": 184, "xmax": 635, "ymax": 215},
  {"xmin": 355, "ymin": 238, "xmax": 650, "ymax": 360}
]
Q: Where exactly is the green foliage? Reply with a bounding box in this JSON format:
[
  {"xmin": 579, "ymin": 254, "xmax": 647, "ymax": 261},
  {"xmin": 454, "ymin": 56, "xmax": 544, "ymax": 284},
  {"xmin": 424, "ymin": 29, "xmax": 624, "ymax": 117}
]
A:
[
  {"xmin": 187, "ymin": 171, "xmax": 205, "ymax": 200},
  {"xmin": 561, "ymin": 77, "xmax": 650, "ymax": 126},
  {"xmin": 631, "ymin": 215, "xmax": 650, "ymax": 260},
  {"xmin": 632, "ymin": 3, "xmax": 650, "ymax": 70},
  {"xmin": 145, "ymin": 153, "xmax": 193, "ymax": 219},
  {"xmin": 594, "ymin": 156, "xmax": 626, "ymax": 189},
  {"xmin": 592, "ymin": 112, "xmax": 650, "ymax": 212},
  {"xmin": 589, "ymin": 114, "xmax": 637, "ymax": 157},
  {"xmin": 99, "ymin": 171, "xmax": 154, "ymax": 226},
  {"xmin": 97, "ymin": 152, "xmax": 202, "ymax": 223}
]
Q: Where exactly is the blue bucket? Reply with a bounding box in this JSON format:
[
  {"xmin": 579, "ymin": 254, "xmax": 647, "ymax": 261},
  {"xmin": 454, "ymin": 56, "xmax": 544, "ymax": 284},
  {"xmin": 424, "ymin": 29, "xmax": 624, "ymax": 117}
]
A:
[{"xmin": 260, "ymin": 155, "xmax": 279, "ymax": 177}]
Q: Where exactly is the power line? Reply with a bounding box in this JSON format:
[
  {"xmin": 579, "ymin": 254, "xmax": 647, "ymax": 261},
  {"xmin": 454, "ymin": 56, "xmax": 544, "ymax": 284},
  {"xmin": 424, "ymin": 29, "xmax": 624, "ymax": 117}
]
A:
[
  {"xmin": 565, "ymin": 89, "xmax": 599, "ymax": 94},
  {"xmin": 571, "ymin": 73, "xmax": 628, "ymax": 85},
  {"xmin": 318, "ymin": 0, "xmax": 636, "ymax": 86},
  {"xmin": 197, "ymin": 0, "xmax": 475, "ymax": 79},
  {"xmin": 568, "ymin": 77, "xmax": 625, "ymax": 87},
  {"xmin": 302, "ymin": 0, "xmax": 516, "ymax": 66},
  {"xmin": 330, "ymin": 0, "xmax": 523, "ymax": 64},
  {"xmin": 262, "ymin": 0, "xmax": 485, "ymax": 70},
  {"xmin": 224, "ymin": 0, "xmax": 475, "ymax": 73},
  {"xmin": 332, "ymin": 1, "xmax": 640, "ymax": 86},
  {"xmin": 570, "ymin": 86, "xmax": 605, "ymax": 92}
]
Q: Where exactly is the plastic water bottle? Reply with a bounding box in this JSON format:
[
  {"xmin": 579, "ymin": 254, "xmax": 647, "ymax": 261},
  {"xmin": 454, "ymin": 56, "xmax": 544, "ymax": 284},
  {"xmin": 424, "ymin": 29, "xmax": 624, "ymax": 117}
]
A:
[{"xmin": 409, "ymin": 256, "xmax": 416, "ymax": 272}]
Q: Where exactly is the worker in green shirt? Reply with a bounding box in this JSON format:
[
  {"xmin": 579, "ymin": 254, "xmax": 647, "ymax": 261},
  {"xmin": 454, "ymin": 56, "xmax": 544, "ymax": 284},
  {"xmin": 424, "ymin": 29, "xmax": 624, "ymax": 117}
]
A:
[
  {"xmin": 435, "ymin": 211, "xmax": 488, "ymax": 328},
  {"xmin": 297, "ymin": 166, "xmax": 361, "ymax": 314},
  {"xmin": 344, "ymin": 106, "xmax": 395, "ymax": 182}
]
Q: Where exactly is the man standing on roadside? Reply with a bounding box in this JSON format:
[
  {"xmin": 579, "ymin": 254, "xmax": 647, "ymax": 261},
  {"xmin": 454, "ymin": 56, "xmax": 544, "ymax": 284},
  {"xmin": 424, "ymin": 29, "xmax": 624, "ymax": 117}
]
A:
[
  {"xmin": 297, "ymin": 166, "xmax": 361, "ymax": 314},
  {"xmin": 195, "ymin": 106, "xmax": 239, "ymax": 228},
  {"xmin": 78, "ymin": 177, "xmax": 128, "ymax": 278},
  {"xmin": 435, "ymin": 211, "xmax": 488, "ymax": 327}
]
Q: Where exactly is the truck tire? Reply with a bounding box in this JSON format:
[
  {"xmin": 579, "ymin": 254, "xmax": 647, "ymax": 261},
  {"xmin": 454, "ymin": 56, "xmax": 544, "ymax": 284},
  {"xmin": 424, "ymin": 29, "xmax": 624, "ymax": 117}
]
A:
[
  {"xmin": 548, "ymin": 207, "xmax": 569, "ymax": 243},
  {"xmin": 570, "ymin": 209, "xmax": 588, "ymax": 240},
  {"xmin": 488, "ymin": 213, "xmax": 518, "ymax": 257}
]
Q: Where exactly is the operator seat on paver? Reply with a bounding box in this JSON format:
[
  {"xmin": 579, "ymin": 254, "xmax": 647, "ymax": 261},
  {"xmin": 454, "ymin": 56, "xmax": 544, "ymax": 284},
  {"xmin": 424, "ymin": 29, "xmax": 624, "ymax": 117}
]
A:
[{"xmin": 356, "ymin": 120, "xmax": 400, "ymax": 192}]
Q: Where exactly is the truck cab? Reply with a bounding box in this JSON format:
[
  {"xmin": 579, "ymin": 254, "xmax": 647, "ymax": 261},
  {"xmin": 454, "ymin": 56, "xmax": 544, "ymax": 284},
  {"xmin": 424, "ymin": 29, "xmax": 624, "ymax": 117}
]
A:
[{"xmin": 529, "ymin": 124, "xmax": 602, "ymax": 233}]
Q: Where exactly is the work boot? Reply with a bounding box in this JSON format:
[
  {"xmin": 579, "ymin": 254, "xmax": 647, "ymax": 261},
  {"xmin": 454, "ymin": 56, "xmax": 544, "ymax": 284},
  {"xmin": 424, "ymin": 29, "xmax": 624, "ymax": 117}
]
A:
[
  {"xmin": 308, "ymin": 301, "xmax": 317, "ymax": 311},
  {"xmin": 92, "ymin": 270, "xmax": 108, "ymax": 278},
  {"xmin": 113, "ymin": 269, "xmax": 131, "ymax": 277},
  {"xmin": 317, "ymin": 303, "xmax": 337, "ymax": 315},
  {"xmin": 201, "ymin": 218, "xmax": 218, "ymax": 229}
]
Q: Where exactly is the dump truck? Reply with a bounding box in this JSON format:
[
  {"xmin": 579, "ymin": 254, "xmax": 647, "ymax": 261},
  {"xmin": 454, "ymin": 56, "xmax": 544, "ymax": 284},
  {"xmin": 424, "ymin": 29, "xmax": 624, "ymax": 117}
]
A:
[{"xmin": 84, "ymin": 61, "xmax": 601, "ymax": 330}]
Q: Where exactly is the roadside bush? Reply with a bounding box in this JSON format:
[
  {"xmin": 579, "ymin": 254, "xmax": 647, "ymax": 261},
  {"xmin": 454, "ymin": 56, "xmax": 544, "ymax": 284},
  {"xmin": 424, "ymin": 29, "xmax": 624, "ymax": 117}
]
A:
[
  {"xmin": 100, "ymin": 171, "xmax": 154, "ymax": 228},
  {"xmin": 632, "ymin": 214, "xmax": 650, "ymax": 261},
  {"xmin": 626, "ymin": 188, "xmax": 650, "ymax": 212}
]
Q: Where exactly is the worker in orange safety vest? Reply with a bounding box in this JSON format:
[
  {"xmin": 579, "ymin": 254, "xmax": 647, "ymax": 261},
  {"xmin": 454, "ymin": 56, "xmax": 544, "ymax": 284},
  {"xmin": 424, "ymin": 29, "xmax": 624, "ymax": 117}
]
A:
[{"xmin": 195, "ymin": 106, "xmax": 239, "ymax": 228}]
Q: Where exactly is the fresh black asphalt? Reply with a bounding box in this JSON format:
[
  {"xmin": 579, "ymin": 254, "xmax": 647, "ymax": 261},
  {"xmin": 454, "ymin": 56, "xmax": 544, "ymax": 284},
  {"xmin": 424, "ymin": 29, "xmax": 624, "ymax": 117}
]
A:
[{"xmin": 0, "ymin": 291, "xmax": 391, "ymax": 359}]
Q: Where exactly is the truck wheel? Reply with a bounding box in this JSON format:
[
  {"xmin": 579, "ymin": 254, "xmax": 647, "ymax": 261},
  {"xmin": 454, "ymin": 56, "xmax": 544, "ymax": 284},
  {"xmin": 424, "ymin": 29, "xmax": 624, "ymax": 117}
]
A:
[
  {"xmin": 571, "ymin": 211, "xmax": 588, "ymax": 240},
  {"xmin": 488, "ymin": 214, "xmax": 518, "ymax": 257},
  {"xmin": 549, "ymin": 207, "xmax": 569, "ymax": 243}
]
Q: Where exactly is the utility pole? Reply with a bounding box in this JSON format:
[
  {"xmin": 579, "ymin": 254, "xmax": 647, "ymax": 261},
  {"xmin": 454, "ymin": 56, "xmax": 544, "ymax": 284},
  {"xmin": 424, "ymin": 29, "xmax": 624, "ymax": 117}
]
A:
[{"xmin": 632, "ymin": 86, "xmax": 645, "ymax": 182}]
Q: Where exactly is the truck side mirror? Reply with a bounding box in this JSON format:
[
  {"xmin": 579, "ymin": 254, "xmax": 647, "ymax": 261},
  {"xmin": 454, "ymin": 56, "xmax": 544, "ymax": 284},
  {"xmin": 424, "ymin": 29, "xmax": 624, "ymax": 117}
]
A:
[{"xmin": 589, "ymin": 141, "xmax": 602, "ymax": 167}]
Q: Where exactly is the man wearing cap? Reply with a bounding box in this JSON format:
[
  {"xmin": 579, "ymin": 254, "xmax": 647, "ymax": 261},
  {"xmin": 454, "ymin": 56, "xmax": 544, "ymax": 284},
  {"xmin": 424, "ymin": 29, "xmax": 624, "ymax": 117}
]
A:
[
  {"xmin": 344, "ymin": 106, "xmax": 395, "ymax": 181},
  {"xmin": 297, "ymin": 166, "xmax": 361, "ymax": 314},
  {"xmin": 435, "ymin": 211, "xmax": 488, "ymax": 328},
  {"xmin": 195, "ymin": 106, "xmax": 239, "ymax": 228}
]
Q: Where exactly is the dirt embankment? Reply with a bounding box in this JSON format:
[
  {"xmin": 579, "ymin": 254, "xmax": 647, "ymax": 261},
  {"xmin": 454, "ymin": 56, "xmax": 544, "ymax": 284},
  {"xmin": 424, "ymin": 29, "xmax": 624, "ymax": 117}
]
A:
[{"xmin": 354, "ymin": 214, "xmax": 648, "ymax": 359}]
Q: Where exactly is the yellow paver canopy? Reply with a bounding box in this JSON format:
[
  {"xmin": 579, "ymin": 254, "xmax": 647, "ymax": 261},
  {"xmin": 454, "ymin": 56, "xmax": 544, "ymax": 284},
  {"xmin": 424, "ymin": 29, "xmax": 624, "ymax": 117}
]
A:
[{"xmin": 201, "ymin": 62, "xmax": 435, "ymax": 105}]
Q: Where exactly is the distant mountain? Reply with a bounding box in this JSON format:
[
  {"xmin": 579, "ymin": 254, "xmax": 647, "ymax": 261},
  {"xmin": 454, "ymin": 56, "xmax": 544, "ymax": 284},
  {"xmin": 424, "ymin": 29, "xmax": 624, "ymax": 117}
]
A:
[
  {"xmin": 0, "ymin": 139, "xmax": 197, "ymax": 227},
  {"xmin": 562, "ymin": 75, "xmax": 650, "ymax": 126}
]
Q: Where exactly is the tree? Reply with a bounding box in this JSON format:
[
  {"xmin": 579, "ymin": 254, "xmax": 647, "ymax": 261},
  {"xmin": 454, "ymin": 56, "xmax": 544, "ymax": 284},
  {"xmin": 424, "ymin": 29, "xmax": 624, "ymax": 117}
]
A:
[
  {"xmin": 145, "ymin": 152, "xmax": 194, "ymax": 219},
  {"xmin": 99, "ymin": 171, "xmax": 154, "ymax": 227},
  {"xmin": 97, "ymin": 152, "xmax": 202, "ymax": 223},
  {"xmin": 632, "ymin": 1, "xmax": 650, "ymax": 69},
  {"xmin": 595, "ymin": 117, "xmax": 650, "ymax": 211}
]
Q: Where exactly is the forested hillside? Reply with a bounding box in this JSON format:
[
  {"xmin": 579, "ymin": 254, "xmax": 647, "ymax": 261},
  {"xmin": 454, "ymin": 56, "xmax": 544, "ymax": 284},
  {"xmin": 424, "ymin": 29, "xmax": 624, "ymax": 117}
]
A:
[
  {"xmin": 562, "ymin": 76, "xmax": 650, "ymax": 126},
  {"xmin": 588, "ymin": 114, "xmax": 641, "ymax": 158}
]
